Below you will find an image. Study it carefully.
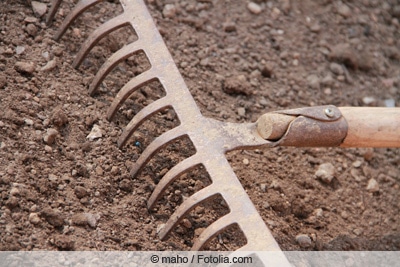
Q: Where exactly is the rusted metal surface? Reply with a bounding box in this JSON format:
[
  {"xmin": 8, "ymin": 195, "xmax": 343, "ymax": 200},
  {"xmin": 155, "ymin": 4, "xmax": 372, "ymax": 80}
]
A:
[
  {"xmin": 48, "ymin": 0, "xmax": 290, "ymax": 262},
  {"xmin": 257, "ymin": 105, "xmax": 349, "ymax": 147}
]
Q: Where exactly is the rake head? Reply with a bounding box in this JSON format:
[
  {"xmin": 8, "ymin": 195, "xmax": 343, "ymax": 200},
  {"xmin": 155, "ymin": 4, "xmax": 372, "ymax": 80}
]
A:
[{"xmin": 47, "ymin": 0, "xmax": 290, "ymax": 262}]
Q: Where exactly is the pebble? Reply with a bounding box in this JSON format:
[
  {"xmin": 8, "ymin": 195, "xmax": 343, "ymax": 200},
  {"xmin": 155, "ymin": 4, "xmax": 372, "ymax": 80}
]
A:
[
  {"xmin": 362, "ymin": 96, "xmax": 376, "ymax": 105},
  {"xmin": 352, "ymin": 160, "xmax": 363, "ymax": 168},
  {"xmin": 15, "ymin": 46, "xmax": 25, "ymax": 55},
  {"xmin": 71, "ymin": 213, "xmax": 100, "ymax": 228},
  {"xmin": 309, "ymin": 23, "xmax": 321, "ymax": 33},
  {"xmin": 86, "ymin": 124, "xmax": 103, "ymax": 141},
  {"xmin": 243, "ymin": 158, "xmax": 249, "ymax": 165},
  {"xmin": 248, "ymin": 2, "xmax": 262, "ymax": 14},
  {"xmin": 40, "ymin": 58, "xmax": 57, "ymax": 72},
  {"xmin": 314, "ymin": 208, "xmax": 323, "ymax": 218},
  {"xmin": 223, "ymin": 22, "xmax": 236, "ymax": 32},
  {"xmin": 43, "ymin": 128, "xmax": 58, "ymax": 145},
  {"xmin": 44, "ymin": 145, "xmax": 52, "ymax": 153},
  {"xmin": 306, "ymin": 74, "xmax": 320, "ymax": 90},
  {"xmin": 350, "ymin": 168, "xmax": 363, "ymax": 182},
  {"xmin": 163, "ymin": 4, "xmax": 176, "ymax": 18},
  {"xmin": 181, "ymin": 218, "xmax": 192, "ymax": 229},
  {"xmin": 315, "ymin": 162, "xmax": 335, "ymax": 183},
  {"xmin": 260, "ymin": 183, "xmax": 267, "ymax": 193},
  {"xmin": 260, "ymin": 62, "xmax": 274, "ymax": 78},
  {"xmin": 31, "ymin": 1, "xmax": 47, "ymax": 17},
  {"xmin": 14, "ymin": 61, "xmax": 35, "ymax": 74},
  {"xmin": 237, "ymin": 107, "xmax": 246, "ymax": 117},
  {"xmin": 337, "ymin": 3, "xmax": 351, "ymax": 18},
  {"xmin": 384, "ymin": 99, "xmax": 395, "ymax": 107},
  {"xmin": 353, "ymin": 228, "xmax": 363, "ymax": 236},
  {"xmin": 24, "ymin": 118, "xmax": 34, "ymax": 126},
  {"xmin": 321, "ymin": 74, "xmax": 334, "ymax": 87},
  {"xmin": 48, "ymin": 174, "xmax": 58, "ymax": 182},
  {"xmin": 29, "ymin": 213, "xmax": 41, "ymax": 225},
  {"xmin": 25, "ymin": 24, "xmax": 38, "ymax": 36},
  {"xmin": 295, "ymin": 234, "xmax": 312, "ymax": 248},
  {"xmin": 329, "ymin": 62, "xmax": 344, "ymax": 75},
  {"xmin": 366, "ymin": 178, "xmax": 379, "ymax": 193}
]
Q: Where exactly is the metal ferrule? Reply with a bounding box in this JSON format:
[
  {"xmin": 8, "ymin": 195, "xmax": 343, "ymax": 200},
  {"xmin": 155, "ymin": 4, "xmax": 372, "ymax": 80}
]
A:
[{"xmin": 261, "ymin": 105, "xmax": 348, "ymax": 147}]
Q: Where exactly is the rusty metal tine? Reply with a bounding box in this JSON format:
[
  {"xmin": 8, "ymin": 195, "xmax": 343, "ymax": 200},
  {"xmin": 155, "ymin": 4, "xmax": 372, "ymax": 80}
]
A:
[
  {"xmin": 72, "ymin": 13, "xmax": 130, "ymax": 68},
  {"xmin": 88, "ymin": 41, "xmax": 146, "ymax": 96},
  {"xmin": 191, "ymin": 214, "xmax": 235, "ymax": 251},
  {"xmin": 53, "ymin": 0, "xmax": 103, "ymax": 41},
  {"xmin": 147, "ymin": 155, "xmax": 202, "ymax": 210},
  {"xmin": 46, "ymin": 0, "xmax": 63, "ymax": 25},
  {"xmin": 158, "ymin": 185, "xmax": 219, "ymax": 240},
  {"xmin": 129, "ymin": 126, "xmax": 187, "ymax": 177},
  {"xmin": 116, "ymin": 98, "xmax": 171, "ymax": 148},
  {"xmin": 106, "ymin": 71, "xmax": 158, "ymax": 121}
]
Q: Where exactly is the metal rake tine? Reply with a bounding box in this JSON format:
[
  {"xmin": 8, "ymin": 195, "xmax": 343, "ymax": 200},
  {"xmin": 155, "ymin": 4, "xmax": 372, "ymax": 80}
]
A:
[
  {"xmin": 158, "ymin": 185, "xmax": 219, "ymax": 240},
  {"xmin": 88, "ymin": 41, "xmax": 146, "ymax": 96},
  {"xmin": 129, "ymin": 126, "xmax": 187, "ymax": 177},
  {"xmin": 46, "ymin": 0, "xmax": 62, "ymax": 25},
  {"xmin": 147, "ymin": 154, "xmax": 202, "ymax": 210},
  {"xmin": 72, "ymin": 13, "xmax": 130, "ymax": 68},
  {"xmin": 191, "ymin": 214, "xmax": 235, "ymax": 251},
  {"xmin": 53, "ymin": 0, "xmax": 103, "ymax": 41},
  {"xmin": 106, "ymin": 70, "xmax": 158, "ymax": 121},
  {"xmin": 115, "ymin": 97, "xmax": 171, "ymax": 148}
]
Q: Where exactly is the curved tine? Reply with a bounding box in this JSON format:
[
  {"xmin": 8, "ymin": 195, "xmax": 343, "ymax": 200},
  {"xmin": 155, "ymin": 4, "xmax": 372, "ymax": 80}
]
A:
[
  {"xmin": 54, "ymin": 0, "xmax": 103, "ymax": 41},
  {"xmin": 88, "ymin": 41, "xmax": 145, "ymax": 96},
  {"xmin": 107, "ymin": 71, "xmax": 158, "ymax": 121},
  {"xmin": 116, "ymin": 98, "xmax": 171, "ymax": 148},
  {"xmin": 129, "ymin": 126, "xmax": 186, "ymax": 178},
  {"xmin": 191, "ymin": 213, "xmax": 235, "ymax": 251},
  {"xmin": 158, "ymin": 186, "xmax": 219, "ymax": 240},
  {"xmin": 72, "ymin": 14, "xmax": 130, "ymax": 68},
  {"xmin": 46, "ymin": 0, "xmax": 63, "ymax": 25},
  {"xmin": 147, "ymin": 155, "xmax": 202, "ymax": 210}
]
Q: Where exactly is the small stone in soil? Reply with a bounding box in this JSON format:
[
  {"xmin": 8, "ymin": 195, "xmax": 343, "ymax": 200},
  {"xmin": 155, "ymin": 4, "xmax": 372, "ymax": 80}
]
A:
[
  {"xmin": 295, "ymin": 234, "xmax": 312, "ymax": 248},
  {"xmin": 29, "ymin": 213, "xmax": 41, "ymax": 225},
  {"xmin": 329, "ymin": 62, "xmax": 344, "ymax": 75},
  {"xmin": 41, "ymin": 59, "xmax": 57, "ymax": 72},
  {"xmin": 337, "ymin": 3, "xmax": 351, "ymax": 18},
  {"xmin": 25, "ymin": 24, "xmax": 38, "ymax": 36},
  {"xmin": 14, "ymin": 61, "xmax": 35, "ymax": 74},
  {"xmin": 315, "ymin": 162, "xmax": 335, "ymax": 183},
  {"xmin": 163, "ymin": 4, "xmax": 176, "ymax": 18},
  {"xmin": 31, "ymin": 1, "xmax": 47, "ymax": 17},
  {"xmin": 87, "ymin": 124, "xmax": 103, "ymax": 141},
  {"xmin": 43, "ymin": 128, "xmax": 58, "ymax": 145},
  {"xmin": 248, "ymin": 2, "xmax": 262, "ymax": 14},
  {"xmin": 366, "ymin": 178, "xmax": 379, "ymax": 193}
]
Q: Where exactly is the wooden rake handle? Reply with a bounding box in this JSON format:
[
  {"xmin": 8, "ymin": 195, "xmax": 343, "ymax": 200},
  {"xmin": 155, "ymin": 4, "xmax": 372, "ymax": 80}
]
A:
[
  {"xmin": 339, "ymin": 107, "xmax": 400, "ymax": 147},
  {"xmin": 257, "ymin": 106, "xmax": 400, "ymax": 148}
]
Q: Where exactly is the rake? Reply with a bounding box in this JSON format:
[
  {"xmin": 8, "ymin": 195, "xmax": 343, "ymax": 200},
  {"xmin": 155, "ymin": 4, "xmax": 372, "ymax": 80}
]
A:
[{"xmin": 46, "ymin": 0, "xmax": 400, "ymax": 264}]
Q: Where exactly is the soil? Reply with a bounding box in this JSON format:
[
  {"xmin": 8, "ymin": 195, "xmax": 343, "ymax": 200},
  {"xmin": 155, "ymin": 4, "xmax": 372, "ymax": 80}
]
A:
[{"xmin": 0, "ymin": 0, "xmax": 399, "ymax": 253}]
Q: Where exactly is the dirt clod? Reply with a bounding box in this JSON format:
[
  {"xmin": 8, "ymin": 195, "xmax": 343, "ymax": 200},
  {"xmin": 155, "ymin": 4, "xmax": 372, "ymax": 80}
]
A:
[
  {"xmin": 14, "ymin": 61, "xmax": 35, "ymax": 74},
  {"xmin": 41, "ymin": 208, "xmax": 65, "ymax": 228}
]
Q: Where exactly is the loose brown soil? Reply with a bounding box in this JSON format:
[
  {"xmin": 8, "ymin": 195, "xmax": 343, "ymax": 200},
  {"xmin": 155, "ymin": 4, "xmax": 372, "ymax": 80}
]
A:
[{"xmin": 0, "ymin": 0, "xmax": 399, "ymax": 252}]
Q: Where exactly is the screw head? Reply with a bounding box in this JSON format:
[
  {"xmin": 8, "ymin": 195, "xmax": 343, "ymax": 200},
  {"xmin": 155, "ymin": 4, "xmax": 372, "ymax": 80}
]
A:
[{"xmin": 324, "ymin": 108, "xmax": 334, "ymax": 118}]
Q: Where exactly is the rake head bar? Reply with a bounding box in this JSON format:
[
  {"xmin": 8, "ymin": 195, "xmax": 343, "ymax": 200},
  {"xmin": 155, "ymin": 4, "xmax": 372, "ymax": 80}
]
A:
[{"xmin": 47, "ymin": 0, "xmax": 289, "ymax": 259}]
